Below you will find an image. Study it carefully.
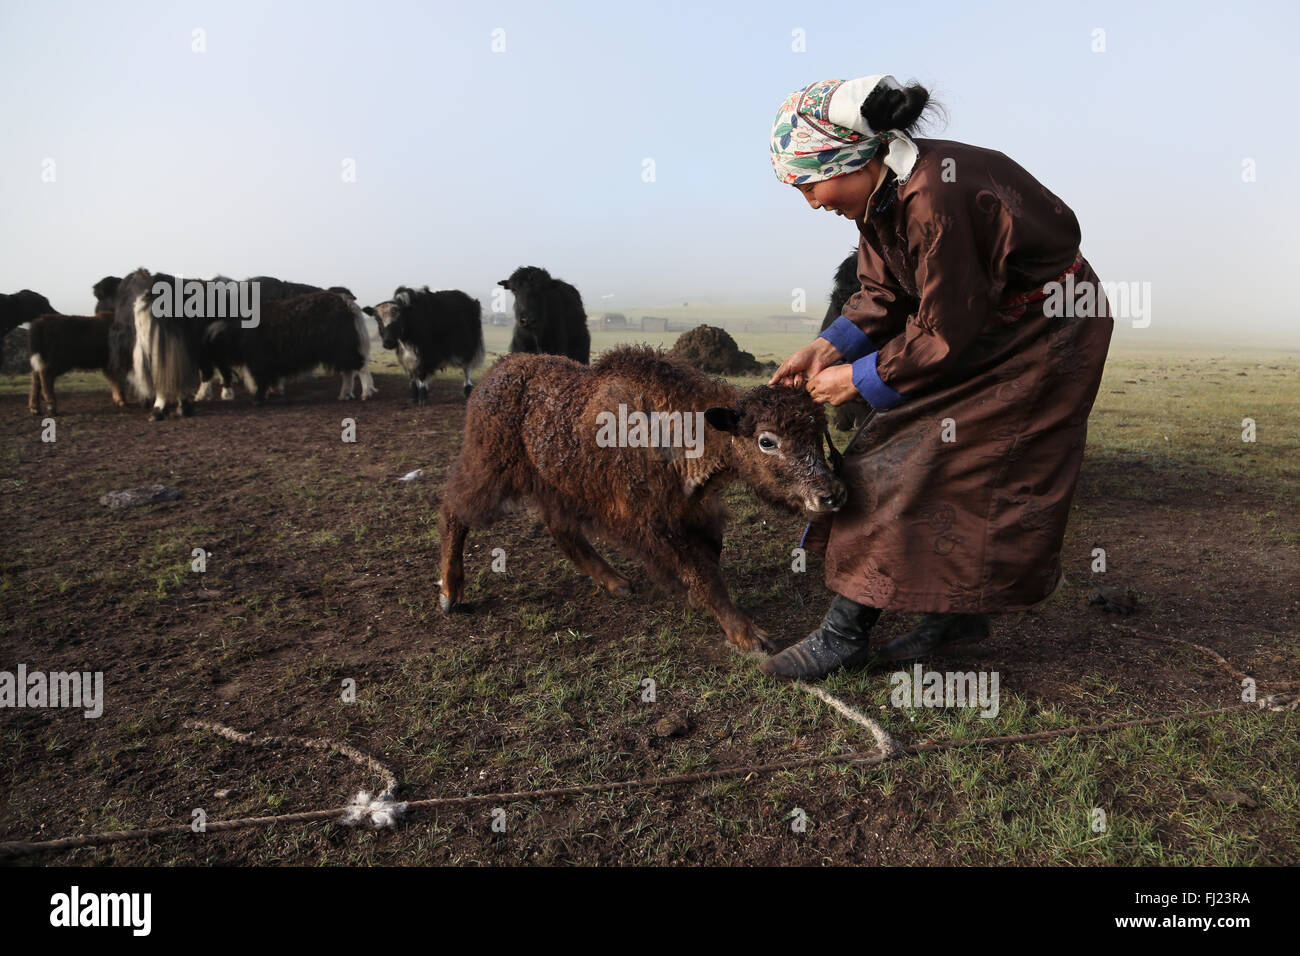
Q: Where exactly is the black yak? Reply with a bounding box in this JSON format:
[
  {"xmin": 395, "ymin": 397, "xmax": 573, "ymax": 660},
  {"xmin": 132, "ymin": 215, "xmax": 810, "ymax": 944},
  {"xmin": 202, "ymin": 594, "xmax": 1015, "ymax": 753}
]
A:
[
  {"xmin": 1, "ymin": 290, "xmax": 58, "ymax": 375},
  {"xmin": 821, "ymin": 248, "xmax": 860, "ymax": 333},
  {"xmin": 819, "ymin": 248, "xmax": 872, "ymax": 432},
  {"xmin": 205, "ymin": 291, "xmax": 375, "ymax": 404},
  {"xmin": 27, "ymin": 312, "xmax": 127, "ymax": 414},
  {"xmin": 498, "ymin": 266, "xmax": 590, "ymax": 364},
  {"xmin": 1, "ymin": 290, "xmax": 56, "ymax": 337},
  {"xmin": 92, "ymin": 277, "xmax": 120, "ymax": 315},
  {"xmin": 98, "ymin": 272, "xmax": 365, "ymax": 409},
  {"xmin": 215, "ymin": 278, "xmax": 365, "ymax": 400},
  {"xmin": 365, "ymin": 286, "xmax": 484, "ymax": 402},
  {"xmin": 103, "ymin": 268, "xmax": 213, "ymax": 419},
  {"xmin": 102, "ymin": 269, "xmax": 259, "ymax": 416}
]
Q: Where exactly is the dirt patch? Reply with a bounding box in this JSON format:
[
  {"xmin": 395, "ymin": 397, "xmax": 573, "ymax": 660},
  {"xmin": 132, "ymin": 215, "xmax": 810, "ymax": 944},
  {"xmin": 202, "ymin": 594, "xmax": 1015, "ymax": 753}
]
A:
[{"xmin": 0, "ymin": 362, "xmax": 1297, "ymax": 865}]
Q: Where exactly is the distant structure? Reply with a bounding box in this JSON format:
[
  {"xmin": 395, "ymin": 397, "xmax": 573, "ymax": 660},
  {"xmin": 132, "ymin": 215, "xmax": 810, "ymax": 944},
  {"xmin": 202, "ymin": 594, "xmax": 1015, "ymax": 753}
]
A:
[{"xmin": 746, "ymin": 316, "xmax": 819, "ymax": 333}]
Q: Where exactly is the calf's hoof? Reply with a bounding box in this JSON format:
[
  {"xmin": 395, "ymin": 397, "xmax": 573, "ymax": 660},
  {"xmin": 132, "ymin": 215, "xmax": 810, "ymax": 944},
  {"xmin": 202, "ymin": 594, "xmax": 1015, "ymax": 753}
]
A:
[
  {"xmin": 149, "ymin": 408, "xmax": 166, "ymax": 421},
  {"xmin": 438, "ymin": 588, "xmax": 461, "ymax": 612},
  {"xmin": 727, "ymin": 621, "xmax": 775, "ymax": 654},
  {"xmin": 602, "ymin": 573, "xmax": 632, "ymax": 596}
]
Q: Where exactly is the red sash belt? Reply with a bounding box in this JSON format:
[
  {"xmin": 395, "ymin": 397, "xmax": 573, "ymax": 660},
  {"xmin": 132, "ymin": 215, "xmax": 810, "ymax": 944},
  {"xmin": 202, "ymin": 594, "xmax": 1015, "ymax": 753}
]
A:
[{"xmin": 997, "ymin": 250, "xmax": 1084, "ymax": 320}]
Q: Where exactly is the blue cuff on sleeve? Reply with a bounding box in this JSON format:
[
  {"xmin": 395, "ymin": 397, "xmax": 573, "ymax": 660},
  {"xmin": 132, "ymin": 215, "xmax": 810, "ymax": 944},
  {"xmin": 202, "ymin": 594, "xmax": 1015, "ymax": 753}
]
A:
[
  {"xmin": 818, "ymin": 315, "xmax": 875, "ymax": 363},
  {"xmin": 850, "ymin": 351, "xmax": 907, "ymax": 410}
]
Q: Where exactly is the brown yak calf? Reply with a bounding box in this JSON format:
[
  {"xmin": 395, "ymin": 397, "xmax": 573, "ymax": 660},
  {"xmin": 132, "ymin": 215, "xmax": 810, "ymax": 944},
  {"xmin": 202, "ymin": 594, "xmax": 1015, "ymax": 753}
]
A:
[
  {"xmin": 438, "ymin": 345, "xmax": 847, "ymax": 651},
  {"xmin": 28, "ymin": 312, "xmax": 128, "ymax": 415}
]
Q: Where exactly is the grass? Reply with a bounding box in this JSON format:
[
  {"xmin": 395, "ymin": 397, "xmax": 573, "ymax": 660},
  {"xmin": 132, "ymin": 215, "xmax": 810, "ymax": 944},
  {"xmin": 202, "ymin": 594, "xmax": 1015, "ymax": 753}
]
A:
[{"xmin": 1, "ymin": 337, "xmax": 1297, "ymax": 865}]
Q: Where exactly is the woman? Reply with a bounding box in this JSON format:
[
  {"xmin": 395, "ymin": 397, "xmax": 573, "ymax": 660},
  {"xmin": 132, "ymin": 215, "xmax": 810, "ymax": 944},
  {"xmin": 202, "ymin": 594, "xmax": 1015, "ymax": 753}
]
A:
[{"xmin": 761, "ymin": 75, "xmax": 1113, "ymax": 680}]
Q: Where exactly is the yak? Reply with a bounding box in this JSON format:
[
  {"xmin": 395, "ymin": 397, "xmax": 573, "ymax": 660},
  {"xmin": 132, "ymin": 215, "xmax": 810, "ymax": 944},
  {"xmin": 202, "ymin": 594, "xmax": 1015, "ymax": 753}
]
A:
[
  {"xmin": 819, "ymin": 248, "xmax": 872, "ymax": 432},
  {"xmin": 1, "ymin": 289, "xmax": 58, "ymax": 375},
  {"xmin": 205, "ymin": 291, "xmax": 375, "ymax": 404},
  {"xmin": 498, "ymin": 266, "xmax": 590, "ymax": 364},
  {"xmin": 438, "ymin": 345, "xmax": 847, "ymax": 652},
  {"xmin": 27, "ymin": 312, "xmax": 127, "ymax": 414},
  {"xmin": 366, "ymin": 286, "xmax": 484, "ymax": 403}
]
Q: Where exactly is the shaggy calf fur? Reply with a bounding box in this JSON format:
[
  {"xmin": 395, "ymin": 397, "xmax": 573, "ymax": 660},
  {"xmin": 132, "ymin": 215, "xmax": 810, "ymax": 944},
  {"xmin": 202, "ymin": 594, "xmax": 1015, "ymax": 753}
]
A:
[
  {"xmin": 438, "ymin": 346, "xmax": 847, "ymax": 651},
  {"xmin": 498, "ymin": 265, "xmax": 590, "ymax": 364},
  {"xmin": 205, "ymin": 291, "xmax": 375, "ymax": 404},
  {"xmin": 27, "ymin": 312, "xmax": 127, "ymax": 414},
  {"xmin": 366, "ymin": 286, "xmax": 484, "ymax": 403}
]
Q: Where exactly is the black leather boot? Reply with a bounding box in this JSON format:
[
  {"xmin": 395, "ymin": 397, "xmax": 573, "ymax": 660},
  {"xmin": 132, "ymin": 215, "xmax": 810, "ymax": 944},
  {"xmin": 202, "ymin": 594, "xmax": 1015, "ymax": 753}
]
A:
[
  {"xmin": 759, "ymin": 595, "xmax": 881, "ymax": 681},
  {"xmin": 875, "ymin": 613, "xmax": 990, "ymax": 662}
]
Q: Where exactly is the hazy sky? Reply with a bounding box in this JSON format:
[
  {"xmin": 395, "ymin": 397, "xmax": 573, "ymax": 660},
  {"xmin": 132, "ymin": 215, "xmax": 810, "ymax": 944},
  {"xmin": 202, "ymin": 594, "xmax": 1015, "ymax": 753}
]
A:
[{"xmin": 2, "ymin": 0, "xmax": 1296, "ymax": 343}]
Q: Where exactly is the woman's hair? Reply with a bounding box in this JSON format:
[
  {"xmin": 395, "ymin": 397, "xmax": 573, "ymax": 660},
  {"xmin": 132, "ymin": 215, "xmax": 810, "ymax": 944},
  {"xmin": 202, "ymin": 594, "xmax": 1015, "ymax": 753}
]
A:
[{"xmin": 860, "ymin": 81, "xmax": 947, "ymax": 135}]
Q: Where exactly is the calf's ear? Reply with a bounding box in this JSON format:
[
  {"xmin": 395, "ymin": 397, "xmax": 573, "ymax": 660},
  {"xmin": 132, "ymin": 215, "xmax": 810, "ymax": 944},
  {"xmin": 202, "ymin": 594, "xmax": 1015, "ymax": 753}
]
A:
[
  {"xmin": 704, "ymin": 407, "xmax": 742, "ymax": 433},
  {"xmin": 497, "ymin": 279, "xmax": 510, "ymax": 288},
  {"xmin": 362, "ymin": 305, "xmax": 375, "ymax": 316}
]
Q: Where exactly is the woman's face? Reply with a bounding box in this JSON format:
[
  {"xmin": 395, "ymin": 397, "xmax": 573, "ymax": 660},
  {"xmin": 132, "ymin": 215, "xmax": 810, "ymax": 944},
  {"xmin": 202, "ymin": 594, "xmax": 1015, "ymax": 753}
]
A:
[{"xmin": 795, "ymin": 164, "xmax": 877, "ymax": 222}]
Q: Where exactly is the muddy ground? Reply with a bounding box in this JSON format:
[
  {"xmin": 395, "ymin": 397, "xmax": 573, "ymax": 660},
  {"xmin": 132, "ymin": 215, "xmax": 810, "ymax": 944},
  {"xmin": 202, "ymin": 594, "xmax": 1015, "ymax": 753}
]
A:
[{"xmin": 1, "ymin": 348, "xmax": 1297, "ymax": 865}]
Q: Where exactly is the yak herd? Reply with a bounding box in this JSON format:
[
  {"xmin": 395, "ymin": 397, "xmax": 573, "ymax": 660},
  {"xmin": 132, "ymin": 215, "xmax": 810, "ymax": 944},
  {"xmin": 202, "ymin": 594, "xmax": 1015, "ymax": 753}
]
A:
[
  {"xmin": 3, "ymin": 264, "xmax": 591, "ymax": 419},
  {"xmin": 5, "ymin": 253, "xmax": 861, "ymax": 651}
]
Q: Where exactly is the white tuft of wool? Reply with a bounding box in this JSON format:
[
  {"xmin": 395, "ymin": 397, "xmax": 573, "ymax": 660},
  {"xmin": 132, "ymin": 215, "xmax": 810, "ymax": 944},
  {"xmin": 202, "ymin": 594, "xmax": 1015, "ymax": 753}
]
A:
[{"xmin": 342, "ymin": 789, "xmax": 408, "ymax": 829}]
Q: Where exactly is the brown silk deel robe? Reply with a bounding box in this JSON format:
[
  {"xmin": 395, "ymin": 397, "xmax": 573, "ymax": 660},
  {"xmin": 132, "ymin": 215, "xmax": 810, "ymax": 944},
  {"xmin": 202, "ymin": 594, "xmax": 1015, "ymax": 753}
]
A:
[{"xmin": 803, "ymin": 139, "xmax": 1114, "ymax": 613}]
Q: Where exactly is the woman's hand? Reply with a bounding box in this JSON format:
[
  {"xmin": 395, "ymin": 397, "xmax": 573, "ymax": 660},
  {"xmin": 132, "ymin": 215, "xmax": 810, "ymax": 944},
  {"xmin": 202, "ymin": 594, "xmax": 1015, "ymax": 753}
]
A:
[
  {"xmin": 770, "ymin": 338, "xmax": 841, "ymax": 389},
  {"xmin": 806, "ymin": 364, "xmax": 860, "ymax": 406}
]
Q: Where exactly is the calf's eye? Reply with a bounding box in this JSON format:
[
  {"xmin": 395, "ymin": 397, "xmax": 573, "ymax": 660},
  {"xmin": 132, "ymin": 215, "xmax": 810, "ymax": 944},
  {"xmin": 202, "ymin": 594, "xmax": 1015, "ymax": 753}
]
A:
[{"xmin": 758, "ymin": 433, "xmax": 780, "ymax": 454}]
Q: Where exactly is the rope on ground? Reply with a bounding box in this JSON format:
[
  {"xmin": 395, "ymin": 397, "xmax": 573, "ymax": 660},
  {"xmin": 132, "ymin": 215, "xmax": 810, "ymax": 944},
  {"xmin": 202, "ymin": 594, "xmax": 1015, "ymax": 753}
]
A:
[
  {"xmin": 182, "ymin": 720, "xmax": 407, "ymax": 827},
  {"xmin": 0, "ymin": 632, "xmax": 1294, "ymax": 859},
  {"xmin": 795, "ymin": 681, "xmax": 899, "ymax": 756},
  {"xmin": 1109, "ymin": 623, "xmax": 1300, "ymax": 694},
  {"xmin": 182, "ymin": 720, "xmax": 401, "ymax": 796},
  {"xmin": 3, "ymin": 695, "xmax": 1293, "ymax": 859}
]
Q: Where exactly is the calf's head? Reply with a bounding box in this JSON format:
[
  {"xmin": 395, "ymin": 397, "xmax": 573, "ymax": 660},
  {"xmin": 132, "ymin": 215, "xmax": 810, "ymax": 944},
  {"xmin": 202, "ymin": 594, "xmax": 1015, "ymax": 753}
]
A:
[{"xmin": 704, "ymin": 385, "xmax": 847, "ymax": 515}]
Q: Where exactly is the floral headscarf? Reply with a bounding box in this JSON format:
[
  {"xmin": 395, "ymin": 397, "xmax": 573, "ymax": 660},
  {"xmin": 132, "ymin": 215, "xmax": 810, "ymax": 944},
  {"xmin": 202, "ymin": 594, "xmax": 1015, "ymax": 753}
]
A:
[{"xmin": 770, "ymin": 74, "xmax": 920, "ymax": 186}]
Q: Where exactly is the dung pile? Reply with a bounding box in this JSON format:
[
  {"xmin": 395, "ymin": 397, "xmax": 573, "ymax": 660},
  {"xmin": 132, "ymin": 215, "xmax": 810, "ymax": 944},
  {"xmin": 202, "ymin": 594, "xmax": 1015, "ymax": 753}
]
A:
[
  {"xmin": 1, "ymin": 326, "xmax": 29, "ymax": 376},
  {"xmin": 670, "ymin": 325, "xmax": 773, "ymax": 376}
]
